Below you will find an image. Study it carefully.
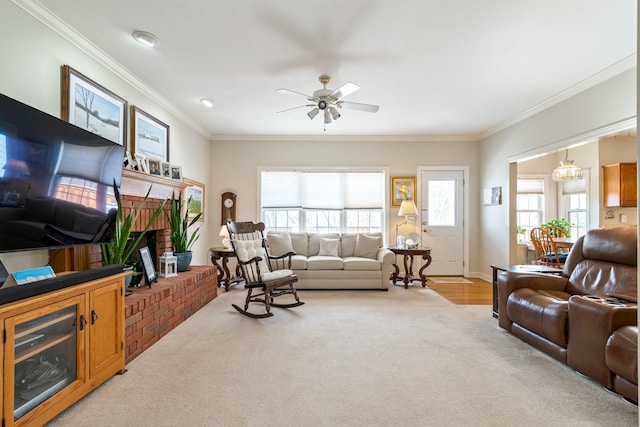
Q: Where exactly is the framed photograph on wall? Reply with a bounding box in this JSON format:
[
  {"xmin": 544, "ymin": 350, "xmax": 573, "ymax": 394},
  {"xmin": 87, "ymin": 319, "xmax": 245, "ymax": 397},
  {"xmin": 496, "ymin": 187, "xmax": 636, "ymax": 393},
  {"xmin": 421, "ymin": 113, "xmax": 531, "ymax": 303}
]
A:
[
  {"xmin": 131, "ymin": 106, "xmax": 169, "ymax": 162},
  {"xmin": 183, "ymin": 178, "xmax": 205, "ymax": 222},
  {"xmin": 483, "ymin": 186, "xmax": 502, "ymax": 205},
  {"xmin": 61, "ymin": 64, "xmax": 127, "ymax": 146},
  {"xmin": 391, "ymin": 177, "xmax": 416, "ymax": 207}
]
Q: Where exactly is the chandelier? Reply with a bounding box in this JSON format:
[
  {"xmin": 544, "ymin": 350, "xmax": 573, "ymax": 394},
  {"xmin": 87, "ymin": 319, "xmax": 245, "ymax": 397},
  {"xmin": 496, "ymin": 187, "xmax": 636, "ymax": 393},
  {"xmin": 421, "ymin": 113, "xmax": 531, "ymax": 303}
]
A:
[{"xmin": 551, "ymin": 149, "xmax": 583, "ymax": 181}]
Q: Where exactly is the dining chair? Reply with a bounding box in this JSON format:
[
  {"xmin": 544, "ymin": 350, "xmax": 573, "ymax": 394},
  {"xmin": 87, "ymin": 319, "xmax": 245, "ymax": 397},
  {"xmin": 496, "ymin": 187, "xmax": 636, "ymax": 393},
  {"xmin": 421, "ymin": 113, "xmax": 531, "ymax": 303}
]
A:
[{"xmin": 530, "ymin": 227, "xmax": 567, "ymax": 268}]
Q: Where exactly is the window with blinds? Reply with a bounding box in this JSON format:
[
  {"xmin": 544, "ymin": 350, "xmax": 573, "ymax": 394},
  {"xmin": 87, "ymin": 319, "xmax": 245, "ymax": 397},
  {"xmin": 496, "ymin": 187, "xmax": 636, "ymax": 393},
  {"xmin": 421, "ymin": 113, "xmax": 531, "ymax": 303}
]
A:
[
  {"xmin": 261, "ymin": 170, "xmax": 385, "ymax": 233},
  {"xmin": 516, "ymin": 177, "xmax": 545, "ymax": 240}
]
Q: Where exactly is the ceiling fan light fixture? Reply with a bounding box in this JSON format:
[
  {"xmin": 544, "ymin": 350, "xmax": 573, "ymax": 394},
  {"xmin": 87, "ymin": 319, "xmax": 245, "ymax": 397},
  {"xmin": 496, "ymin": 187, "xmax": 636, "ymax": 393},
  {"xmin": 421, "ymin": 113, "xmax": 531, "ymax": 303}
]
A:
[
  {"xmin": 329, "ymin": 107, "xmax": 340, "ymax": 120},
  {"xmin": 132, "ymin": 30, "xmax": 157, "ymax": 47},
  {"xmin": 324, "ymin": 109, "xmax": 332, "ymax": 124},
  {"xmin": 318, "ymin": 100, "xmax": 327, "ymax": 110},
  {"xmin": 552, "ymin": 149, "xmax": 584, "ymax": 181},
  {"xmin": 307, "ymin": 108, "xmax": 319, "ymax": 120}
]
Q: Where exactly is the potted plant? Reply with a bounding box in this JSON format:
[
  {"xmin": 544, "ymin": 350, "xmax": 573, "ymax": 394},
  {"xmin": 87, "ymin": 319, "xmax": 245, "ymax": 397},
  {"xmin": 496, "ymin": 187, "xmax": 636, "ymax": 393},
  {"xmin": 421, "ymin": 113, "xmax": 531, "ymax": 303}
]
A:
[
  {"xmin": 101, "ymin": 186, "xmax": 166, "ymax": 286},
  {"xmin": 541, "ymin": 218, "xmax": 571, "ymax": 237},
  {"xmin": 166, "ymin": 191, "xmax": 202, "ymax": 272},
  {"xmin": 516, "ymin": 226, "xmax": 527, "ymax": 242}
]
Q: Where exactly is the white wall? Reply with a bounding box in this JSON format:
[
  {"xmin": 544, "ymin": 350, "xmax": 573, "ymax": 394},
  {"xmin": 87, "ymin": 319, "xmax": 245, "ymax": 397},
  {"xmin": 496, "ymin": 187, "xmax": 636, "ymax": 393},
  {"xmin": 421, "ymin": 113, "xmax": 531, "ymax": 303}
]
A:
[
  {"xmin": 208, "ymin": 138, "xmax": 484, "ymax": 272},
  {"xmin": 479, "ymin": 68, "xmax": 637, "ymax": 280},
  {"xmin": 0, "ymin": 1, "xmax": 212, "ymax": 270}
]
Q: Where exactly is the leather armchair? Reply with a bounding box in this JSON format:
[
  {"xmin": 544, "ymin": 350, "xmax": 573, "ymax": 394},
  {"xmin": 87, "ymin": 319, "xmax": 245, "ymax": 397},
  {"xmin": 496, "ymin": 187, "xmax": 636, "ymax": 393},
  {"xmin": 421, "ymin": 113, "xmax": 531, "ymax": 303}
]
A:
[{"xmin": 497, "ymin": 226, "xmax": 637, "ymax": 390}]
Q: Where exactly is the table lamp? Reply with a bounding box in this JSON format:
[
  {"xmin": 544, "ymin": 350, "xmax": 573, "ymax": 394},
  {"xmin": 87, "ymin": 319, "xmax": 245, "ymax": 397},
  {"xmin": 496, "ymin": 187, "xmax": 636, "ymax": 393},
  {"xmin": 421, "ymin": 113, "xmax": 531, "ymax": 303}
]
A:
[
  {"xmin": 396, "ymin": 199, "xmax": 418, "ymax": 247},
  {"xmin": 219, "ymin": 225, "xmax": 230, "ymax": 249}
]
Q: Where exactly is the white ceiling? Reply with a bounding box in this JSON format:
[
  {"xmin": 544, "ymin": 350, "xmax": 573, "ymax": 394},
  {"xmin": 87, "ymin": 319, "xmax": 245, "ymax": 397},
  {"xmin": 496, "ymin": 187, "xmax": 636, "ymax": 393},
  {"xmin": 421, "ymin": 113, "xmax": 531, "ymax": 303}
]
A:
[{"xmin": 25, "ymin": 0, "xmax": 637, "ymax": 139}]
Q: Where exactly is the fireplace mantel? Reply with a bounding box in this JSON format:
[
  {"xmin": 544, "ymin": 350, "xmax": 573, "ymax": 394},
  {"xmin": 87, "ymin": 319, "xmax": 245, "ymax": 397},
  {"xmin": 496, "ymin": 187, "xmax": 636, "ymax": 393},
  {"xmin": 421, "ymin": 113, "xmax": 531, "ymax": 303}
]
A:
[{"xmin": 120, "ymin": 169, "xmax": 187, "ymax": 200}]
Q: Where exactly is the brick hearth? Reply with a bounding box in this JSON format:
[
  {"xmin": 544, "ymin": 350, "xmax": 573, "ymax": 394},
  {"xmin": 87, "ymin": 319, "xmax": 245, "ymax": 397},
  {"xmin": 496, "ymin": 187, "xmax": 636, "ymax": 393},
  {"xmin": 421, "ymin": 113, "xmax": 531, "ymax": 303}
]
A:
[{"xmin": 124, "ymin": 265, "xmax": 217, "ymax": 363}]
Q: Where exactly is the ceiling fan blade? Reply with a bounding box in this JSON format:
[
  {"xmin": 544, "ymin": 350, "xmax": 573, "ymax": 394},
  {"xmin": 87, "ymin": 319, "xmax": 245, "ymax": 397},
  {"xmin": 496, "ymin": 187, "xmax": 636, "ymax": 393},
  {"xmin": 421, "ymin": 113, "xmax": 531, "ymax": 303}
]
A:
[
  {"xmin": 338, "ymin": 101, "xmax": 379, "ymax": 113},
  {"xmin": 276, "ymin": 104, "xmax": 314, "ymax": 113},
  {"xmin": 276, "ymin": 88, "xmax": 313, "ymax": 99},
  {"xmin": 329, "ymin": 82, "xmax": 360, "ymax": 100}
]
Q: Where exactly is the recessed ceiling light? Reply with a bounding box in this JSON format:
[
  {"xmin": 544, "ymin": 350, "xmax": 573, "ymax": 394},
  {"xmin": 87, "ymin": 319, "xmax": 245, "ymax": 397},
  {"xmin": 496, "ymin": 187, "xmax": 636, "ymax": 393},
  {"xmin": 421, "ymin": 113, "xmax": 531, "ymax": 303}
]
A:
[
  {"xmin": 132, "ymin": 31, "xmax": 157, "ymax": 47},
  {"xmin": 199, "ymin": 98, "xmax": 215, "ymax": 108}
]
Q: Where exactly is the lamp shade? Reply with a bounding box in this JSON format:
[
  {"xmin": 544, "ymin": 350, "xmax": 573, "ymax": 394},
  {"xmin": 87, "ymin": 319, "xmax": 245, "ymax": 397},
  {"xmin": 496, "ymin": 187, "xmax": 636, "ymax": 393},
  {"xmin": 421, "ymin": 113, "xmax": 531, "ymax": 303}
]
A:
[
  {"xmin": 398, "ymin": 199, "xmax": 418, "ymax": 216},
  {"xmin": 552, "ymin": 149, "xmax": 583, "ymax": 182},
  {"xmin": 219, "ymin": 225, "xmax": 230, "ymax": 237}
]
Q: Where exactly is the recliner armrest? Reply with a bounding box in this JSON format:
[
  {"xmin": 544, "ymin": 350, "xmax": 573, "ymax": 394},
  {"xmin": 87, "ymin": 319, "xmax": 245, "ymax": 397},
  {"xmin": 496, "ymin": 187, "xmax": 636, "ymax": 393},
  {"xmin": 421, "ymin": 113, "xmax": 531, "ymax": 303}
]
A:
[{"xmin": 497, "ymin": 271, "xmax": 568, "ymax": 330}]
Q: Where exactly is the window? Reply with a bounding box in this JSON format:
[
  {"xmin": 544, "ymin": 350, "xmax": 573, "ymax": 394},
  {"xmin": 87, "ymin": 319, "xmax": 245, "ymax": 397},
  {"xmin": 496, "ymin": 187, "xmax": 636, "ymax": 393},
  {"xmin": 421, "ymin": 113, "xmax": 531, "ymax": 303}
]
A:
[
  {"xmin": 260, "ymin": 170, "xmax": 385, "ymax": 234},
  {"xmin": 516, "ymin": 178, "xmax": 544, "ymax": 240},
  {"xmin": 562, "ymin": 170, "xmax": 589, "ymax": 238}
]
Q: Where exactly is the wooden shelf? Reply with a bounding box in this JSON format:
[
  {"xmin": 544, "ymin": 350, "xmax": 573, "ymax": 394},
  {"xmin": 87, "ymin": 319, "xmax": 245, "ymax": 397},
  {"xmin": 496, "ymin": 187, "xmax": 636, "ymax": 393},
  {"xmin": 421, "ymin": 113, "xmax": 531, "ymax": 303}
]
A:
[{"xmin": 121, "ymin": 169, "xmax": 187, "ymax": 200}]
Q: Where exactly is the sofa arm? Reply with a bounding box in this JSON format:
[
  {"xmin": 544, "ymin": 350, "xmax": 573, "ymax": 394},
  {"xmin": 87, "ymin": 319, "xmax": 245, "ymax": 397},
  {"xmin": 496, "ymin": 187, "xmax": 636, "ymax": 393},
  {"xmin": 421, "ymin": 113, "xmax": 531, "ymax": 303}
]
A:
[
  {"xmin": 567, "ymin": 295, "xmax": 637, "ymax": 388},
  {"xmin": 497, "ymin": 271, "xmax": 568, "ymax": 330},
  {"xmin": 377, "ymin": 248, "xmax": 395, "ymax": 265}
]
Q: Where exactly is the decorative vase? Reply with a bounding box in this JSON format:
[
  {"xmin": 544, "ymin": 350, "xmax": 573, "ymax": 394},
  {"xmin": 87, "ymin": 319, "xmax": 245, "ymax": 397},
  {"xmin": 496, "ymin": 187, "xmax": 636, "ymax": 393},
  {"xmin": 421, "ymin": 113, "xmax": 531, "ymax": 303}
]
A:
[
  {"xmin": 123, "ymin": 265, "xmax": 135, "ymax": 288},
  {"xmin": 174, "ymin": 251, "xmax": 193, "ymax": 272}
]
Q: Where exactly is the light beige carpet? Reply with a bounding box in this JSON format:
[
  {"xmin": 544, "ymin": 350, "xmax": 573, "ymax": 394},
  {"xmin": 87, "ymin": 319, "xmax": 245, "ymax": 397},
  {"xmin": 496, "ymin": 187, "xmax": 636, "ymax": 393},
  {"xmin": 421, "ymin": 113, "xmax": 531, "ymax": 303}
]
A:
[
  {"xmin": 429, "ymin": 277, "xmax": 473, "ymax": 284},
  {"xmin": 48, "ymin": 285, "xmax": 637, "ymax": 427}
]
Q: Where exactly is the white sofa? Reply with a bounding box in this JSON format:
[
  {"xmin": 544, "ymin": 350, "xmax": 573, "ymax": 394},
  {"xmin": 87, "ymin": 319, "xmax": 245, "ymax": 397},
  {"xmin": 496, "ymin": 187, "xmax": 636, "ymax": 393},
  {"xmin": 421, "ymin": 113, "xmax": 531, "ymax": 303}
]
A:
[{"xmin": 266, "ymin": 232, "xmax": 395, "ymax": 290}]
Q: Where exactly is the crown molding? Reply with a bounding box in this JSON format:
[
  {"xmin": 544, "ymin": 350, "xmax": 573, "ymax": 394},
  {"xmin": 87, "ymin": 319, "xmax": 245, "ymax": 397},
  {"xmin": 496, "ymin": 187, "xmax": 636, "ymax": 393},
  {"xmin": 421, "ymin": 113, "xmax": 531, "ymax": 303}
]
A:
[
  {"xmin": 209, "ymin": 134, "xmax": 480, "ymax": 143},
  {"xmin": 480, "ymin": 54, "xmax": 637, "ymax": 140},
  {"xmin": 12, "ymin": 0, "xmax": 210, "ymax": 138}
]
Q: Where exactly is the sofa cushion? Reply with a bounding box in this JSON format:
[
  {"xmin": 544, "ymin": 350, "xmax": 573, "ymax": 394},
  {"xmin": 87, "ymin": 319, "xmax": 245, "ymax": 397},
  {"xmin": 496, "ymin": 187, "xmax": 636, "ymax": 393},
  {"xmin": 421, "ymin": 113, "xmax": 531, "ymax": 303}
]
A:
[
  {"xmin": 290, "ymin": 255, "xmax": 308, "ymax": 270},
  {"xmin": 307, "ymin": 256, "xmax": 343, "ymax": 270},
  {"xmin": 318, "ymin": 238, "xmax": 340, "ymax": 257},
  {"xmin": 354, "ymin": 233, "xmax": 382, "ymax": 259},
  {"xmin": 289, "ymin": 233, "xmax": 309, "ymax": 256},
  {"xmin": 308, "ymin": 233, "xmax": 340, "ymax": 256},
  {"xmin": 606, "ymin": 326, "xmax": 638, "ymax": 384},
  {"xmin": 343, "ymin": 257, "xmax": 381, "ymax": 271},
  {"xmin": 267, "ymin": 232, "xmax": 294, "ymax": 256},
  {"xmin": 506, "ymin": 288, "xmax": 571, "ymax": 347},
  {"xmin": 340, "ymin": 233, "xmax": 358, "ymax": 257}
]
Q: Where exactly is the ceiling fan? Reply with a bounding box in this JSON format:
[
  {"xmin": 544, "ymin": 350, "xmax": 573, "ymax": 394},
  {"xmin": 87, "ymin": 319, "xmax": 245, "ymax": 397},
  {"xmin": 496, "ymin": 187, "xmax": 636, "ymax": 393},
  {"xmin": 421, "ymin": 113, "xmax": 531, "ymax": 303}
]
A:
[{"xmin": 276, "ymin": 75, "xmax": 379, "ymax": 126}]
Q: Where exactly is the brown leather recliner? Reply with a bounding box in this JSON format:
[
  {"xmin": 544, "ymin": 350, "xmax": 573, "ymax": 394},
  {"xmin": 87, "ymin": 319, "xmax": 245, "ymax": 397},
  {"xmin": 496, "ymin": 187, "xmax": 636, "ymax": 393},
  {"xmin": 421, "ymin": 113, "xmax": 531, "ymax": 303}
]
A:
[
  {"xmin": 497, "ymin": 226, "xmax": 637, "ymax": 390},
  {"xmin": 606, "ymin": 325, "xmax": 638, "ymax": 403}
]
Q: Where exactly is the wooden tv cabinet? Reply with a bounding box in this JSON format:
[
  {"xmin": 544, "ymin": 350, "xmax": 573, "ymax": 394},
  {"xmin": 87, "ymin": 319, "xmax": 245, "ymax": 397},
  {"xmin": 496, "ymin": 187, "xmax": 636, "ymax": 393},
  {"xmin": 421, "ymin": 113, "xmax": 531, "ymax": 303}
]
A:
[{"xmin": 0, "ymin": 272, "xmax": 126, "ymax": 427}]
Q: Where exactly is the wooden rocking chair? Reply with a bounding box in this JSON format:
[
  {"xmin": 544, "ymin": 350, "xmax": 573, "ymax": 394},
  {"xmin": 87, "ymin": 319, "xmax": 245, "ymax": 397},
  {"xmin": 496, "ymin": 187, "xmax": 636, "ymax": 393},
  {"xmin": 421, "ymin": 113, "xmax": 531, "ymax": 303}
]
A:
[{"xmin": 227, "ymin": 221, "xmax": 304, "ymax": 318}]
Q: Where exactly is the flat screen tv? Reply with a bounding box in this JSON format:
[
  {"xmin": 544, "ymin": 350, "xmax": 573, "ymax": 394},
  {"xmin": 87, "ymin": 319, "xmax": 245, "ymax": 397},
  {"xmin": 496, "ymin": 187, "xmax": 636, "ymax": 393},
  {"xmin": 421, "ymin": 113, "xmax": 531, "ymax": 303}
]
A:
[{"xmin": 0, "ymin": 92, "xmax": 125, "ymax": 253}]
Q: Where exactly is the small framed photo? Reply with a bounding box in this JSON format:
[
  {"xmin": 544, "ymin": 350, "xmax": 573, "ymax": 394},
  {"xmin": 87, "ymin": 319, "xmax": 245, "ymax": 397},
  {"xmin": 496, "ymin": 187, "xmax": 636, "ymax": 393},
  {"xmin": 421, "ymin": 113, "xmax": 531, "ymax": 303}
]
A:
[
  {"xmin": 170, "ymin": 165, "xmax": 183, "ymax": 181},
  {"xmin": 161, "ymin": 162, "xmax": 171, "ymax": 178},
  {"xmin": 139, "ymin": 246, "xmax": 157, "ymax": 287},
  {"xmin": 61, "ymin": 65, "xmax": 127, "ymax": 146},
  {"xmin": 148, "ymin": 158, "xmax": 162, "ymax": 176},
  {"xmin": 184, "ymin": 178, "xmax": 205, "ymax": 222},
  {"xmin": 135, "ymin": 154, "xmax": 148, "ymax": 173},
  {"xmin": 131, "ymin": 106, "xmax": 169, "ymax": 162},
  {"xmin": 483, "ymin": 186, "xmax": 502, "ymax": 206},
  {"xmin": 391, "ymin": 177, "xmax": 416, "ymax": 207}
]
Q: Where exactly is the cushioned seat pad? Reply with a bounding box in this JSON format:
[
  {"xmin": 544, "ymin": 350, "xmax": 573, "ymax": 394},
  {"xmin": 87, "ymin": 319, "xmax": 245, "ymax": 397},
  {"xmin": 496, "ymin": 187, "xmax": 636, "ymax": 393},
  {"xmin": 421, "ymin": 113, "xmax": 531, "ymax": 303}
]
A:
[
  {"xmin": 606, "ymin": 326, "xmax": 638, "ymax": 384},
  {"xmin": 507, "ymin": 288, "xmax": 572, "ymax": 347}
]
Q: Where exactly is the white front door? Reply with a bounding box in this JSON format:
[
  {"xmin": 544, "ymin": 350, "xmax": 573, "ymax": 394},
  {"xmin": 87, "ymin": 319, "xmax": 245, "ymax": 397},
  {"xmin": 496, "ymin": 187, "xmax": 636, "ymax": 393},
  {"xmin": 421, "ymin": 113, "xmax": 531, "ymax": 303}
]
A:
[{"xmin": 419, "ymin": 170, "xmax": 464, "ymax": 276}]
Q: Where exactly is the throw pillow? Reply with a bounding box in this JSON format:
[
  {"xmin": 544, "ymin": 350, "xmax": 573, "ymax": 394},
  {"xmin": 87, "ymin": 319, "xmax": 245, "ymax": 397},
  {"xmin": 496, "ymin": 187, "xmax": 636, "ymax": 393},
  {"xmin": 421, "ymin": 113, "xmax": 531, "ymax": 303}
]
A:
[
  {"xmin": 318, "ymin": 238, "xmax": 340, "ymax": 257},
  {"xmin": 267, "ymin": 233, "xmax": 294, "ymax": 256},
  {"xmin": 354, "ymin": 233, "xmax": 382, "ymax": 259}
]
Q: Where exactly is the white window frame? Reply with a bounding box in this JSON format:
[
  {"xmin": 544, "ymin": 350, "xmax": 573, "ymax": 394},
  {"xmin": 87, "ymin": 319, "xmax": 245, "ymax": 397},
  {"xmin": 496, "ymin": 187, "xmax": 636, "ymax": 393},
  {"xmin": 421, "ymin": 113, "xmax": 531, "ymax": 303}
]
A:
[
  {"xmin": 516, "ymin": 175, "xmax": 548, "ymax": 240},
  {"xmin": 258, "ymin": 166, "xmax": 389, "ymax": 239}
]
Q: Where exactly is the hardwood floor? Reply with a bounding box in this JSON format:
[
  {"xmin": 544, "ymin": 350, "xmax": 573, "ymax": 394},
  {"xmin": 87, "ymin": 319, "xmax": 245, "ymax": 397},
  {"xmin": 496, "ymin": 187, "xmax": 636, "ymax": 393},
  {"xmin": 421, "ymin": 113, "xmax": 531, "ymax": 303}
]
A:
[{"xmin": 425, "ymin": 277, "xmax": 492, "ymax": 305}]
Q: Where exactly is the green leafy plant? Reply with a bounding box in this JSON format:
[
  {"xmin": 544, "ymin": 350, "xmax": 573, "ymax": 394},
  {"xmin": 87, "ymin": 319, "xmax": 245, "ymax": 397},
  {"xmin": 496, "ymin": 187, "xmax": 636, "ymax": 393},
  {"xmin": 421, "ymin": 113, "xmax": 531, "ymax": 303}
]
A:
[
  {"xmin": 166, "ymin": 191, "xmax": 202, "ymax": 253},
  {"xmin": 516, "ymin": 227, "xmax": 526, "ymax": 235},
  {"xmin": 541, "ymin": 218, "xmax": 572, "ymax": 237},
  {"xmin": 101, "ymin": 186, "xmax": 166, "ymax": 265}
]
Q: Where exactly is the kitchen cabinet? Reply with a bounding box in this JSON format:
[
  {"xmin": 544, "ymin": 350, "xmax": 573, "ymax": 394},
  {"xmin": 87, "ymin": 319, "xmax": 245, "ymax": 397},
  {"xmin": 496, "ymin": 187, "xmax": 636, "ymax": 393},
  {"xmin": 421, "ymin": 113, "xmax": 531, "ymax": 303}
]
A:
[{"xmin": 602, "ymin": 162, "xmax": 637, "ymax": 207}]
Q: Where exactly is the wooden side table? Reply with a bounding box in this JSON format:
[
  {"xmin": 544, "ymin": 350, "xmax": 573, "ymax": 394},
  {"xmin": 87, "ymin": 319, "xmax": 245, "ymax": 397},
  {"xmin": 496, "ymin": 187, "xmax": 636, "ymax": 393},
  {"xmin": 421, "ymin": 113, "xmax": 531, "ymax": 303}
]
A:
[
  {"xmin": 209, "ymin": 247, "xmax": 243, "ymax": 292},
  {"xmin": 389, "ymin": 247, "xmax": 432, "ymax": 289}
]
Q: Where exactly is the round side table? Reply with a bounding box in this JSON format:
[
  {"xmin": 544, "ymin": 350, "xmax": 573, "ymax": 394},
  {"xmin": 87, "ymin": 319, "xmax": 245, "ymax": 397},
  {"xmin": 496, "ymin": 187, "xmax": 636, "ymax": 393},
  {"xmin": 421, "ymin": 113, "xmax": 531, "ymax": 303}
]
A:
[
  {"xmin": 209, "ymin": 247, "xmax": 243, "ymax": 292},
  {"xmin": 389, "ymin": 247, "xmax": 432, "ymax": 289}
]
